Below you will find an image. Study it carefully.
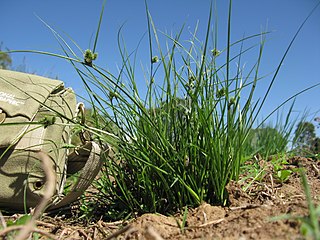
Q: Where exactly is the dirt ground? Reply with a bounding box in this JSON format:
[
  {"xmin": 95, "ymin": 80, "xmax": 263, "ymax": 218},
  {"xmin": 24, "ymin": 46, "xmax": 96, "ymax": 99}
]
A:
[{"xmin": 5, "ymin": 156, "xmax": 320, "ymax": 239}]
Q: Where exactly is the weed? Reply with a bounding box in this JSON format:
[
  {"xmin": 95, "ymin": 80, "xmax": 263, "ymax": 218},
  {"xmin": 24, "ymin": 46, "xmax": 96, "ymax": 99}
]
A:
[{"xmin": 176, "ymin": 206, "xmax": 189, "ymax": 234}]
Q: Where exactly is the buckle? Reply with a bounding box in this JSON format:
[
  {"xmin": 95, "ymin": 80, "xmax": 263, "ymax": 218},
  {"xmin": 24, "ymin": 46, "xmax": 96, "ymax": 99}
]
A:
[{"xmin": 76, "ymin": 103, "xmax": 91, "ymax": 144}]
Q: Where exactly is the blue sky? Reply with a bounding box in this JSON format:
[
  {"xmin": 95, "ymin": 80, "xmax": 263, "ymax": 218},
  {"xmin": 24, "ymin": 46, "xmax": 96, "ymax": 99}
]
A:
[{"xmin": 1, "ymin": 0, "xmax": 320, "ymax": 133}]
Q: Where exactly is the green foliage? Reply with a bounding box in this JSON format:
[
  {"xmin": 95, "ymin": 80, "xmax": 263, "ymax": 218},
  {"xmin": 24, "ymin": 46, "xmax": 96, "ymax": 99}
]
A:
[
  {"xmin": 299, "ymin": 168, "xmax": 320, "ymax": 239},
  {"xmin": 295, "ymin": 121, "xmax": 316, "ymax": 147},
  {"xmin": 272, "ymin": 158, "xmax": 294, "ymax": 183},
  {"xmin": 276, "ymin": 169, "xmax": 292, "ymax": 183},
  {"xmin": 74, "ymin": 2, "xmax": 272, "ymax": 216},
  {"xmin": 240, "ymin": 154, "xmax": 296, "ymax": 192},
  {"xmin": 312, "ymin": 137, "xmax": 320, "ymax": 156},
  {"xmin": 6, "ymin": 214, "xmax": 32, "ymax": 227},
  {"xmin": 40, "ymin": 0, "xmax": 315, "ymax": 219},
  {"xmin": 176, "ymin": 206, "xmax": 189, "ymax": 234},
  {"xmin": 0, "ymin": 43, "xmax": 12, "ymax": 70},
  {"xmin": 0, "ymin": 214, "xmax": 41, "ymax": 240}
]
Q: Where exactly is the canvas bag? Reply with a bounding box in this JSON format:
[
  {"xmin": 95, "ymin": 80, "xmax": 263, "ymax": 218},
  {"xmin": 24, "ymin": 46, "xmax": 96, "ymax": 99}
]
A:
[{"xmin": 0, "ymin": 69, "xmax": 103, "ymax": 210}]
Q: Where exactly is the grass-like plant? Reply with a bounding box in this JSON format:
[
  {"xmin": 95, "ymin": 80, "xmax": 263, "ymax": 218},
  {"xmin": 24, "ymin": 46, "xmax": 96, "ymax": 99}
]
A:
[
  {"xmin": 3, "ymin": 0, "xmax": 320, "ymax": 221},
  {"xmin": 80, "ymin": 1, "xmax": 318, "ymax": 218},
  {"xmin": 89, "ymin": 1, "xmax": 266, "ymax": 216},
  {"xmin": 299, "ymin": 168, "xmax": 320, "ymax": 239}
]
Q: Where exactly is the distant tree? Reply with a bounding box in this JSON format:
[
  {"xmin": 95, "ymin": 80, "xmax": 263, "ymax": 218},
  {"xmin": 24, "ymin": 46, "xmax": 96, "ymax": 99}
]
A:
[
  {"xmin": 312, "ymin": 117, "xmax": 320, "ymax": 154},
  {"xmin": 294, "ymin": 121, "xmax": 317, "ymax": 154},
  {"xmin": 0, "ymin": 43, "xmax": 33, "ymax": 74},
  {"xmin": 0, "ymin": 43, "xmax": 12, "ymax": 70},
  {"xmin": 315, "ymin": 116, "xmax": 320, "ymax": 128},
  {"xmin": 312, "ymin": 137, "xmax": 320, "ymax": 154}
]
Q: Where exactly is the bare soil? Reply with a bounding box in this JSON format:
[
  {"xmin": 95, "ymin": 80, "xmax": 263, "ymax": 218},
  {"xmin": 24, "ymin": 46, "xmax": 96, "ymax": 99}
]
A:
[{"xmin": 7, "ymin": 156, "xmax": 320, "ymax": 239}]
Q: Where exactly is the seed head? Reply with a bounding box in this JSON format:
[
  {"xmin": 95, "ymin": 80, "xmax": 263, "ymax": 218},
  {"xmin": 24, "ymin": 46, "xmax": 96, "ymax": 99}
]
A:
[
  {"xmin": 109, "ymin": 91, "xmax": 118, "ymax": 100},
  {"xmin": 216, "ymin": 88, "xmax": 225, "ymax": 98},
  {"xmin": 84, "ymin": 49, "xmax": 98, "ymax": 66},
  {"xmin": 228, "ymin": 97, "xmax": 236, "ymax": 107},
  {"xmin": 151, "ymin": 56, "xmax": 159, "ymax": 64},
  {"xmin": 211, "ymin": 48, "xmax": 221, "ymax": 57}
]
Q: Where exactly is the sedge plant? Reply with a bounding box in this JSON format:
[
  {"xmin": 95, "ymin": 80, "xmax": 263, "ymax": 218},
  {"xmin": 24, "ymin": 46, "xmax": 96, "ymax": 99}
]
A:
[
  {"xmin": 78, "ymin": 0, "xmax": 318, "ymax": 218},
  {"xmin": 90, "ymin": 1, "xmax": 268, "ymax": 215}
]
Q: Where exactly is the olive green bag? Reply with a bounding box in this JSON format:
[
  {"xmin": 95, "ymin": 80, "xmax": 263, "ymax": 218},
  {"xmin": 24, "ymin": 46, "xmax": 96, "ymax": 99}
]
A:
[{"xmin": 0, "ymin": 69, "xmax": 102, "ymax": 210}]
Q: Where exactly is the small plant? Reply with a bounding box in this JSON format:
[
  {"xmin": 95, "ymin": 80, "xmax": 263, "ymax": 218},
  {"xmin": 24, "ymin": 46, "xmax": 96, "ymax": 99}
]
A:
[
  {"xmin": 276, "ymin": 168, "xmax": 292, "ymax": 183},
  {"xmin": 0, "ymin": 214, "xmax": 40, "ymax": 240},
  {"xmin": 299, "ymin": 168, "xmax": 320, "ymax": 239},
  {"xmin": 272, "ymin": 157, "xmax": 294, "ymax": 183},
  {"xmin": 176, "ymin": 206, "xmax": 189, "ymax": 234}
]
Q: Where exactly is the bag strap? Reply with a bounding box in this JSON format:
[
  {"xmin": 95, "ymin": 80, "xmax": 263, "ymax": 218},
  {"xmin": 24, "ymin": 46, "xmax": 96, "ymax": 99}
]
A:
[
  {"xmin": 49, "ymin": 141, "xmax": 105, "ymax": 209},
  {"xmin": 49, "ymin": 102, "xmax": 107, "ymax": 209}
]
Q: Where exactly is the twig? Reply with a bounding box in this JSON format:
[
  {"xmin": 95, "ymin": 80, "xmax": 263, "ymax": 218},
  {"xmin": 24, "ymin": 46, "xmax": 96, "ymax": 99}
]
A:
[
  {"xmin": 36, "ymin": 220, "xmax": 56, "ymax": 228},
  {"xmin": 229, "ymin": 204, "xmax": 262, "ymax": 210},
  {"xmin": 58, "ymin": 228, "xmax": 71, "ymax": 240},
  {"xmin": 101, "ymin": 219, "xmax": 127, "ymax": 226},
  {"xmin": 198, "ymin": 218, "xmax": 225, "ymax": 227},
  {"xmin": 16, "ymin": 151, "xmax": 57, "ymax": 240},
  {"xmin": 78, "ymin": 228, "xmax": 89, "ymax": 238},
  {"xmin": 269, "ymin": 173, "xmax": 274, "ymax": 193},
  {"xmin": 186, "ymin": 218, "xmax": 225, "ymax": 228},
  {"xmin": 0, "ymin": 225, "xmax": 58, "ymax": 239},
  {"xmin": 202, "ymin": 210, "xmax": 208, "ymax": 224},
  {"xmin": 97, "ymin": 220, "xmax": 110, "ymax": 237},
  {"xmin": 0, "ymin": 211, "xmax": 7, "ymax": 229},
  {"xmin": 312, "ymin": 163, "xmax": 319, "ymax": 176},
  {"xmin": 93, "ymin": 227, "xmax": 98, "ymax": 239},
  {"xmin": 105, "ymin": 225, "xmax": 132, "ymax": 240}
]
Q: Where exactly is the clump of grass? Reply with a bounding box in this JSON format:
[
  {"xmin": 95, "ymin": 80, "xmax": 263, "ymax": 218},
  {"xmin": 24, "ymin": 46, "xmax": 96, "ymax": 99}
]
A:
[
  {"xmin": 89, "ymin": 2, "xmax": 266, "ymax": 216},
  {"xmin": 81, "ymin": 1, "xmax": 290, "ymax": 217}
]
